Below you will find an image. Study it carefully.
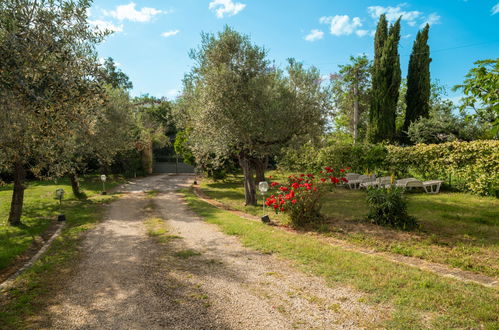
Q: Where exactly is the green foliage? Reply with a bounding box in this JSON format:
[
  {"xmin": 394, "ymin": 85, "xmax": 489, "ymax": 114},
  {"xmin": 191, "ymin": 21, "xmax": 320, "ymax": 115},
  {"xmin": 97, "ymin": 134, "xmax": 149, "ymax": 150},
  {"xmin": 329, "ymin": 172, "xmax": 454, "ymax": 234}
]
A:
[
  {"xmin": 407, "ymin": 114, "xmax": 484, "ymax": 144},
  {"xmin": 403, "ymin": 24, "xmax": 431, "ymax": 139},
  {"xmin": 0, "ymin": 0, "xmax": 105, "ymax": 178},
  {"xmin": 174, "ymin": 130, "xmax": 195, "ymax": 166},
  {"xmin": 99, "ymin": 57, "xmax": 133, "ymax": 90},
  {"xmin": 454, "ymin": 58, "xmax": 499, "ymax": 134},
  {"xmin": 369, "ymin": 15, "xmax": 401, "ymax": 143},
  {"xmin": 387, "ymin": 140, "xmax": 499, "ymax": 196},
  {"xmin": 278, "ymin": 141, "xmax": 387, "ymax": 174},
  {"xmin": 279, "ymin": 140, "xmax": 498, "ymax": 196},
  {"xmin": 330, "ymin": 55, "xmax": 371, "ymax": 142},
  {"xmin": 366, "ymin": 187, "xmax": 418, "ymax": 230}
]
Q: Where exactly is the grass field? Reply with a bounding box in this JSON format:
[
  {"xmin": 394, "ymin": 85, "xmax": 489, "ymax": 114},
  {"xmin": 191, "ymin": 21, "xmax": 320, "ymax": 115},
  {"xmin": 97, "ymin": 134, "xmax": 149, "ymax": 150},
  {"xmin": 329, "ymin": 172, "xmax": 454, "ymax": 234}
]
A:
[
  {"xmin": 199, "ymin": 172, "xmax": 499, "ymax": 277},
  {"xmin": 182, "ymin": 189, "xmax": 499, "ymax": 328},
  {"xmin": 0, "ymin": 175, "xmax": 124, "ymax": 271},
  {"xmin": 0, "ymin": 175, "xmax": 124, "ymax": 329}
]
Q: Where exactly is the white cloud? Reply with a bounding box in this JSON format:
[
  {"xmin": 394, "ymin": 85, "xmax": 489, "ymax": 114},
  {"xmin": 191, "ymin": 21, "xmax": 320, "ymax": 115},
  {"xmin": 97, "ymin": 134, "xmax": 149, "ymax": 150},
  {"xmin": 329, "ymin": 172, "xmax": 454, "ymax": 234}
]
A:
[
  {"xmin": 105, "ymin": 2, "xmax": 162, "ymax": 22},
  {"xmin": 209, "ymin": 0, "xmax": 246, "ymax": 18},
  {"xmin": 305, "ymin": 29, "xmax": 324, "ymax": 41},
  {"xmin": 166, "ymin": 89, "xmax": 179, "ymax": 98},
  {"xmin": 492, "ymin": 3, "xmax": 499, "ymax": 15},
  {"xmin": 420, "ymin": 12, "xmax": 441, "ymax": 28},
  {"xmin": 367, "ymin": 4, "xmax": 421, "ymax": 26},
  {"xmin": 320, "ymin": 15, "xmax": 362, "ymax": 36},
  {"xmin": 355, "ymin": 29, "xmax": 369, "ymax": 37},
  {"xmin": 402, "ymin": 34, "xmax": 412, "ymax": 39},
  {"xmin": 161, "ymin": 29, "xmax": 180, "ymax": 38},
  {"xmin": 88, "ymin": 20, "xmax": 123, "ymax": 33}
]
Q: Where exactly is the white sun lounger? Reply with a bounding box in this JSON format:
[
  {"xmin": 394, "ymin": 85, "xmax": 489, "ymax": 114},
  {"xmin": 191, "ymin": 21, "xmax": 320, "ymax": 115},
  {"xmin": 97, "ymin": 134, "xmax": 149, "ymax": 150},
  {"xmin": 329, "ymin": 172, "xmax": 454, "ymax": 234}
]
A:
[{"xmin": 396, "ymin": 178, "xmax": 444, "ymax": 194}]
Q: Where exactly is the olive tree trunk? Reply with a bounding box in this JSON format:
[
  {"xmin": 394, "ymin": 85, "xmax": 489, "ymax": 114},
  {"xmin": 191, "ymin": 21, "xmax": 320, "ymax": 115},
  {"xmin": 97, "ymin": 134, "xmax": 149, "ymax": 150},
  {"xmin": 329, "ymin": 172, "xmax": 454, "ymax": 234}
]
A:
[
  {"xmin": 8, "ymin": 162, "xmax": 26, "ymax": 226},
  {"xmin": 239, "ymin": 153, "xmax": 257, "ymax": 206},
  {"xmin": 69, "ymin": 172, "xmax": 84, "ymax": 199},
  {"xmin": 253, "ymin": 156, "xmax": 267, "ymax": 183}
]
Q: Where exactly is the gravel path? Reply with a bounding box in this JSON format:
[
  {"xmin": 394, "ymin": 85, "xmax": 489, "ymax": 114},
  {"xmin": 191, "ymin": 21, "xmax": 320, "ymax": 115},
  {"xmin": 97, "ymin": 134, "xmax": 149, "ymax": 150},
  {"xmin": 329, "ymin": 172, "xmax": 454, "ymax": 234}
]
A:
[{"xmin": 41, "ymin": 174, "xmax": 385, "ymax": 329}]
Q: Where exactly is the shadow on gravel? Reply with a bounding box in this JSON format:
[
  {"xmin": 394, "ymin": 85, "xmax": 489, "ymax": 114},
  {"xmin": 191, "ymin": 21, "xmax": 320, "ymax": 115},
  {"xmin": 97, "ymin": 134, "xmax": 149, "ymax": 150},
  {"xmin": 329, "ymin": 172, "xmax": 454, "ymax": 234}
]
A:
[{"xmin": 29, "ymin": 192, "xmax": 232, "ymax": 330}]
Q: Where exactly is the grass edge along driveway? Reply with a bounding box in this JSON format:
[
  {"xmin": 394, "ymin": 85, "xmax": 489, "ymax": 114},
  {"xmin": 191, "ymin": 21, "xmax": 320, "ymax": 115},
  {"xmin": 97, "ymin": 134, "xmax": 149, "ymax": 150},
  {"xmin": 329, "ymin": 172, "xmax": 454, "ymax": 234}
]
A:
[
  {"xmin": 0, "ymin": 180, "xmax": 120, "ymax": 329},
  {"xmin": 182, "ymin": 189, "xmax": 498, "ymax": 329}
]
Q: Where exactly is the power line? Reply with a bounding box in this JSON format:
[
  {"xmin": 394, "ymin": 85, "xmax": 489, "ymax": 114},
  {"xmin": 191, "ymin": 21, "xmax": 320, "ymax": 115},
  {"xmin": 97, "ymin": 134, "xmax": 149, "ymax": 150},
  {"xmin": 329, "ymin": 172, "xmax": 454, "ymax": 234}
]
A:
[{"xmin": 309, "ymin": 40, "xmax": 499, "ymax": 67}]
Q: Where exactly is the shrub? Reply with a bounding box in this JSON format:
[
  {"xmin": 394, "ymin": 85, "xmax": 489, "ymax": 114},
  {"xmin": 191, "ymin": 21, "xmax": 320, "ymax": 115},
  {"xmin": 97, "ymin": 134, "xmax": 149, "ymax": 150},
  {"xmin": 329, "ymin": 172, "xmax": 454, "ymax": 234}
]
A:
[
  {"xmin": 266, "ymin": 169, "xmax": 348, "ymax": 227},
  {"xmin": 366, "ymin": 187, "xmax": 418, "ymax": 230},
  {"xmin": 279, "ymin": 140, "xmax": 499, "ymax": 196},
  {"xmin": 278, "ymin": 142, "xmax": 387, "ymax": 174},
  {"xmin": 387, "ymin": 140, "xmax": 499, "ymax": 196}
]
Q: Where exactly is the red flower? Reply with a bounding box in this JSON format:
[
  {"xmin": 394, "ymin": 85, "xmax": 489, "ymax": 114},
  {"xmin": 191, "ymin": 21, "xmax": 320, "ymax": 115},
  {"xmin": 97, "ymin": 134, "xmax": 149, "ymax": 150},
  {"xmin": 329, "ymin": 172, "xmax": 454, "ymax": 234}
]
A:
[
  {"xmin": 346, "ymin": 167, "xmax": 351, "ymax": 170},
  {"xmin": 330, "ymin": 177, "xmax": 340, "ymax": 184},
  {"xmin": 291, "ymin": 182, "xmax": 300, "ymax": 189},
  {"xmin": 273, "ymin": 204, "xmax": 278, "ymax": 209},
  {"xmin": 280, "ymin": 207, "xmax": 285, "ymax": 212},
  {"xmin": 271, "ymin": 182, "xmax": 279, "ymax": 187},
  {"xmin": 279, "ymin": 186, "xmax": 289, "ymax": 192},
  {"xmin": 319, "ymin": 170, "xmax": 324, "ymax": 174},
  {"xmin": 320, "ymin": 178, "xmax": 326, "ymax": 182},
  {"xmin": 327, "ymin": 168, "xmax": 334, "ymax": 173},
  {"xmin": 289, "ymin": 190, "xmax": 295, "ymax": 197},
  {"xmin": 341, "ymin": 177, "xmax": 348, "ymax": 182},
  {"xmin": 291, "ymin": 199, "xmax": 297, "ymax": 205},
  {"xmin": 269, "ymin": 175, "xmax": 272, "ymax": 179},
  {"xmin": 279, "ymin": 200, "xmax": 285, "ymax": 205},
  {"xmin": 300, "ymin": 173, "xmax": 305, "ymax": 177},
  {"xmin": 285, "ymin": 193, "xmax": 291, "ymax": 200},
  {"xmin": 340, "ymin": 169, "xmax": 346, "ymax": 173}
]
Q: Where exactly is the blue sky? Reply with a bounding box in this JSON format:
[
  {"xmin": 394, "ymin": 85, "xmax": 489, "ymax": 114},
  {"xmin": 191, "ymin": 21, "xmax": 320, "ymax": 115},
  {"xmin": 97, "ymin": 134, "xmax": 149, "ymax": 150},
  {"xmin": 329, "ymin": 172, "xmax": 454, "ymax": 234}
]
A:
[{"xmin": 89, "ymin": 0, "xmax": 499, "ymax": 102}]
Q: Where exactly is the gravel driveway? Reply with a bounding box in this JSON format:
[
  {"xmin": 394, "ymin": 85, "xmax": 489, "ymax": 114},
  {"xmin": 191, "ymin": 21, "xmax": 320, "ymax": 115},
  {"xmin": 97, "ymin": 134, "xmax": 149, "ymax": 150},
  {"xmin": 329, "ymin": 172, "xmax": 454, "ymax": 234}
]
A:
[{"xmin": 41, "ymin": 174, "xmax": 384, "ymax": 329}]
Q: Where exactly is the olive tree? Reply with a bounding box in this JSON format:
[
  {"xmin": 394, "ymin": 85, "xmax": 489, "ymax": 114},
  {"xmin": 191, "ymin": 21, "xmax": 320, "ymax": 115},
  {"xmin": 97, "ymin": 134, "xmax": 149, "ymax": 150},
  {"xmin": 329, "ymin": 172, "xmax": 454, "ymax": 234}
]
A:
[
  {"xmin": 0, "ymin": 0, "xmax": 104, "ymax": 225},
  {"xmin": 176, "ymin": 27, "xmax": 328, "ymax": 205}
]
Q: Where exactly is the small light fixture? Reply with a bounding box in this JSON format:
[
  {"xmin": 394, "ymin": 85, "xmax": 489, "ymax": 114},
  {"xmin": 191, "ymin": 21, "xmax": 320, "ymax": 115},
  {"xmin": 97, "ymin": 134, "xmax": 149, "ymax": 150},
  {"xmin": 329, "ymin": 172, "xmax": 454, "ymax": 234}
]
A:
[
  {"xmin": 258, "ymin": 181, "xmax": 270, "ymax": 224},
  {"xmin": 55, "ymin": 188, "xmax": 66, "ymax": 221},
  {"xmin": 100, "ymin": 174, "xmax": 107, "ymax": 195}
]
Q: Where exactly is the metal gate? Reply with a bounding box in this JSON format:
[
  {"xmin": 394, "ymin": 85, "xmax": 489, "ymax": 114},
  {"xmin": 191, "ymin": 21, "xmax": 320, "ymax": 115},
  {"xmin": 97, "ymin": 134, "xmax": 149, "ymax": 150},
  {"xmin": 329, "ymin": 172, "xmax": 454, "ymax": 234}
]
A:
[{"xmin": 153, "ymin": 157, "xmax": 195, "ymax": 174}]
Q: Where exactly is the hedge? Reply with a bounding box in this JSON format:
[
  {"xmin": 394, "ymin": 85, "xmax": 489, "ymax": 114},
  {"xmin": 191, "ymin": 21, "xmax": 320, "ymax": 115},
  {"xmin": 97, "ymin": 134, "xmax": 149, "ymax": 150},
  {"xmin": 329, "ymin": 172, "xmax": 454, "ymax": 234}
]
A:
[{"xmin": 278, "ymin": 140, "xmax": 499, "ymax": 196}]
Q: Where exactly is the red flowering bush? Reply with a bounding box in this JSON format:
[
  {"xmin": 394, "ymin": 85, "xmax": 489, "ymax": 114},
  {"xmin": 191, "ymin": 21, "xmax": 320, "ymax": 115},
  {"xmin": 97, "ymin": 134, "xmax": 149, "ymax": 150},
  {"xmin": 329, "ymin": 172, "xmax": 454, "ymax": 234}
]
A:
[{"xmin": 266, "ymin": 167, "xmax": 349, "ymax": 227}]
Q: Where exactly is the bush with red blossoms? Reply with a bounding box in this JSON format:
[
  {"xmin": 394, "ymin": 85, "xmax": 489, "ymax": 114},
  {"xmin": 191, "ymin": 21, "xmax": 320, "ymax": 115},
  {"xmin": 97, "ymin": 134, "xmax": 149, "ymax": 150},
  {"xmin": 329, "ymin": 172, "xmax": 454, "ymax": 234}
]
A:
[{"xmin": 265, "ymin": 167, "xmax": 349, "ymax": 227}]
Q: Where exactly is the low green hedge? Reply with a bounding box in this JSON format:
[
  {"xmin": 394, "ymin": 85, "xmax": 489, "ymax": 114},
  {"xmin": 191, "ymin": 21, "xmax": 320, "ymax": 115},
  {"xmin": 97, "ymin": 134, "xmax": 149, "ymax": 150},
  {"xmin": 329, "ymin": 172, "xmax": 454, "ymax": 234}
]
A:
[
  {"xmin": 387, "ymin": 141, "xmax": 498, "ymax": 196},
  {"xmin": 278, "ymin": 140, "xmax": 499, "ymax": 196}
]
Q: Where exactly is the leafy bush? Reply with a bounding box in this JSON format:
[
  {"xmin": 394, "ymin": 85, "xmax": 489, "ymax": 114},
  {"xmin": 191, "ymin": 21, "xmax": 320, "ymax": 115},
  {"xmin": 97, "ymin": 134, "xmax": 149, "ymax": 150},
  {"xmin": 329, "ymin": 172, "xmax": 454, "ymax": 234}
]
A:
[
  {"xmin": 279, "ymin": 140, "xmax": 499, "ymax": 196},
  {"xmin": 266, "ymin": 170, "xmax": 348, "ymax": 227},
  {"xmin": 278, "ymin": 142, "xmax": 387, "ymax": 174},
  {"xmin": 366, "ymin": 187, "xmax": 418, "ymax": 230},
  {"xmin": 387, "ymin": 140, "xmax": 499, "ymax": 196},
  {"xmin": 407, "ymin": 116, "xmax": 484, "ymax": 144}
]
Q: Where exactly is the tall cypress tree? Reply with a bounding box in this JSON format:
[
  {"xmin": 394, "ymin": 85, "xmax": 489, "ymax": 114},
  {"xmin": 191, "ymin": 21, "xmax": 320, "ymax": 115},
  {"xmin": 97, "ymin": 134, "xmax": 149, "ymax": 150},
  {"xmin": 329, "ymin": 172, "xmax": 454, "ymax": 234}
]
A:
[
  {"xmin": 369, "ymin": 14, "xmax": 388, "ymax": 142},
  {"xmin": 403, "ymin": 24, "xmax": 431, "ymax": 140},
  {"xmin": 369, "ymin": 16, "xmax": 401, "ymax": 143}
]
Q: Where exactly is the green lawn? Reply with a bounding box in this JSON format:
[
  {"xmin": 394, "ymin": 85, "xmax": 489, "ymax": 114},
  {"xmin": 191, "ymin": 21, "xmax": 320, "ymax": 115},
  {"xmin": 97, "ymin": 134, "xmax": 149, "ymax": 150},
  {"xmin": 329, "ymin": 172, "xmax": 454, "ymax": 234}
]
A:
[
  {"xmin": 0, "ymin": 175, "xmax": 124, "ymax": 271},
  {"xmin": 0, "ymin": 176, "xmax": 123, "ymax": 329},
  {"xmin": 182, "ymin": 189, "xmax": 499, "ymax": 328},
  {"xmin": 199, "ymin": 172, "xmax": 499, "ymax": 277}
]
